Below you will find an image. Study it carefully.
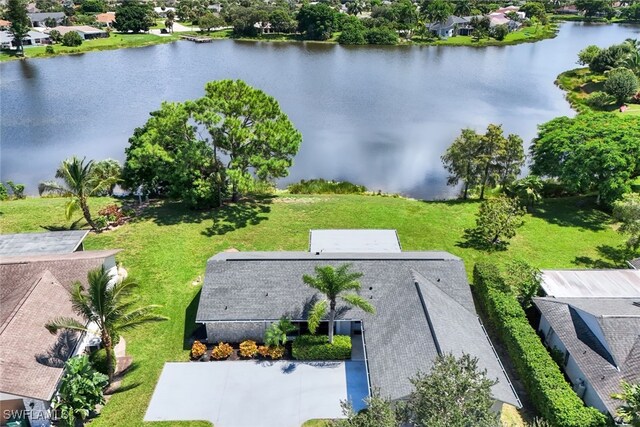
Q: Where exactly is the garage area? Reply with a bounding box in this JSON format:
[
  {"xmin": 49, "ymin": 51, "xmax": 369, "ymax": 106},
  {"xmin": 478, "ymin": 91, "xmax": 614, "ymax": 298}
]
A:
[{"xmin": 144, "ymin": 360, "xmax": 369, "ymax": 427}]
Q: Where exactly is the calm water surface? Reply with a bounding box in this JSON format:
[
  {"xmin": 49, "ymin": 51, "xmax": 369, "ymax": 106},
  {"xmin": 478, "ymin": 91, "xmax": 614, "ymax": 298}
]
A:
[{"xmin": 1, "ymin": 22, "xmax": 639, "ymax": 199}]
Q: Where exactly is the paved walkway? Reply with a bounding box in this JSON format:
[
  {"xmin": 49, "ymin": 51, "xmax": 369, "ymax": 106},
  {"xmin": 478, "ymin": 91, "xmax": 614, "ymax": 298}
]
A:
[{"xmin": 145, "ymin": 360, "xmax": 368, "ymax": 427}]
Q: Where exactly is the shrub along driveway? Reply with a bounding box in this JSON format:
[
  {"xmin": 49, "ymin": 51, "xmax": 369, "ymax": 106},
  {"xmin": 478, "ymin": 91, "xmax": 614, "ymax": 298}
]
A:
[{"xmin": 144, "ymin": 360, "xmax": 368, "ymax": 427}]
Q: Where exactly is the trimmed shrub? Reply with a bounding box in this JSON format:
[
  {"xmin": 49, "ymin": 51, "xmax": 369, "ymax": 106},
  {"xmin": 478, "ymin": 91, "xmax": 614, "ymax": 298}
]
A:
[
  {"xmin": 6, "ymin": 181, "xmax": 25, "ymax": 199},
  {"xmin": 211, "ymin": 342, "xmax": 233, "ymax": 360},
  {"xmin": 365, "ymin": 26, "xmax": 398, "ymax": 45},
  {"xmin": 191, "ymin": 340, "xmax": 207, "ymax": 359},
  {"xmin": 292, "ymin": 335, "xmax": 351, "ymax": 360},
  {"xmin": 239, "ymin": 340, "xmax": 258, "ymax": 358},
  {"xmin": 473, "ymin": 263, "xmax": 607, "ymax": 427},
  {"xmin": 268, "ymin": 345, "xmax": 285, "ymax": 360},
  {"xmin": 585, "ymin": 91, "xmax": 613, "ymax": 109},
  {"xmin": 89, "ymin": 348, "xmax": 115, "ymax": 376},
  {"xmin": 62, "ymin": 31, "xmax": 83, "ymax": 47},
  {"xmin": 257, "ymin": 345, "xmax": 270, "ymax": 358}
]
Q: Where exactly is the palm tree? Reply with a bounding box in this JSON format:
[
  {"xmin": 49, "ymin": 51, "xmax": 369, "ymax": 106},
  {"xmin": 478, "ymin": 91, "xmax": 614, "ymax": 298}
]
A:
[
  {"xmin": 303, "ymin": 264, "xmax": 375, "ymax": 344},
  {"xmin": 346, "ymin": 0, "xmax": 365, "ymax": 16},
  {"xmin": 612, "ymin": 381, "xmax": 640, "ymax": 427},
  {"xmin": 43, "ymin": 156, "xmax": 118, "ymax": 230},
  {"xmin": 45, "ymin": 266, "xmax": 168, "ymax": 382}
]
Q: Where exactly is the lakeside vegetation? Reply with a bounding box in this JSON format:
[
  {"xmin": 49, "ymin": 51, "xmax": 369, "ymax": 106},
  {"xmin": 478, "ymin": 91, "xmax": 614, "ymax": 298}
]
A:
[
  {"xmin": 0, "ymin": 33, "xmax": 179, "ymax": 61},
  {"xmin": 0, "ymin": 193, "xmax": 628, "ymax": 426}
]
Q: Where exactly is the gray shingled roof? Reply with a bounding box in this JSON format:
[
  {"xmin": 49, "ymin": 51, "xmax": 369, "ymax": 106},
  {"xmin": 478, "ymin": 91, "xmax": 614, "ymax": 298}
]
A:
[
  {"xmin": 629, "ymin": 258, "xmax": 640, "ymax": 270},
  {"xmin": 533, "ymin": 297, "xmax": 640, "ymax": 418},
  {"xmin": 27, "ymin": 12, "xmax": 65, "ymax": 21},
  {"xmin": 0, "ymin": 230, "xmax": 89, "ymax": 256},
  {"xmin": 197, "ymin": 252, "xmax": 520, "ymax": 406}
]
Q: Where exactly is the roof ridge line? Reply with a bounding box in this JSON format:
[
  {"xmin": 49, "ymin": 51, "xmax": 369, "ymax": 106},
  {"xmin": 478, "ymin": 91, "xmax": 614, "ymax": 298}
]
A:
[{"xmin": 410, "ymin": 269, "xmax": 477, "ymax": 317}]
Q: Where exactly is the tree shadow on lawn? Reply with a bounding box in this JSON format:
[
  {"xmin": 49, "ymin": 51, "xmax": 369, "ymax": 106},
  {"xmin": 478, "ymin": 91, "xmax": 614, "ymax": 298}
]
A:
[
  {"xmin": 456, "ymin": 228, "xmax": 509, "ymax": 252},
  {"xmin": 572, "ymin": 244, "xmax": 633, "ymax": 268},
  {"xmin": 133, "ymin": 197, "xmax": 272, "ymax": 237},
  {"xmin": 530, "ymin": 197, "xmax": 610, "ymax": 232}
]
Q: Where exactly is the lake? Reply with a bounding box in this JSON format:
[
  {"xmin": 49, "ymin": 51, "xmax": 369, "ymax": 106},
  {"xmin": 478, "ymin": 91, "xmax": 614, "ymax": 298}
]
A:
[{"xmin": 1, "ymin": 22, "xmax": 639, "ymax": 199}]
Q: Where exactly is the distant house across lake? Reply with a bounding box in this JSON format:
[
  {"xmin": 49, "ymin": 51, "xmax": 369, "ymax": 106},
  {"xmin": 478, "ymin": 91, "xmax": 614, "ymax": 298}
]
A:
[
  {"xmin": 47, "ymin": 25, "xmax": 108, "ymax": 40},
  {"xmin": 27, "ymin": 12, "xmax": 65, "ymax": 27}
]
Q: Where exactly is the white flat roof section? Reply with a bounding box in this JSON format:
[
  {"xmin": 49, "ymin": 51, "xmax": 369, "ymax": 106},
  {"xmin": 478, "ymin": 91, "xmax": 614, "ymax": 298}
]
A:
[
  {"xmin": 540, "ymin": 270, "xmax": 640, "ymax": 298},
  {"xmin": 0, "ymin": 230, "xmax": 89, "ymax": 256},
  {"xmin": 309, "ymin": 229, "xmax": 401, "ymax": 253}
]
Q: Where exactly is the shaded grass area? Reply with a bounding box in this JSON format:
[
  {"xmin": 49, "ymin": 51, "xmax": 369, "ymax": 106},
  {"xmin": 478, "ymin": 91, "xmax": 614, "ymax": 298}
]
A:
[
  {"xmin": 0, "ymin": 194, "xmax": 624, "ymax": 426},
  {"xmin": 0, "ymin": 33, "xmax": 180, "ymax": 62}
]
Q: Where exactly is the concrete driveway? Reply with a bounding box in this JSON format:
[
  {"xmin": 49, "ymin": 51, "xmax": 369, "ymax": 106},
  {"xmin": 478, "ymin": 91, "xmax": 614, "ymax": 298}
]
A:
[{"xmin": 144, "ymin": 360, "xmax": 368, "ymax": 427}]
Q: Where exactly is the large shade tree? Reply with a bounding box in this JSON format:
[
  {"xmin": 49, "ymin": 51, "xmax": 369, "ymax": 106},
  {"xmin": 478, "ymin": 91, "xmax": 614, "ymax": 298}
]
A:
[
  {"xmin": 191, "ymin": 79, "xmax": 302, "ymax": 202},
  {"xmin": 530, "ymin": 113, "xmax": 640, "ymax": 205},
  {"xmin": 45, "ymin": 266, "xmax": 168, "ymax": 382},
  {"xmin": 303, "ymin": 264, "xmax": 375, "ymax": 344},
  {"xmin": 404, "ymin": 353, "xmax": 499, "ymax": 427}
]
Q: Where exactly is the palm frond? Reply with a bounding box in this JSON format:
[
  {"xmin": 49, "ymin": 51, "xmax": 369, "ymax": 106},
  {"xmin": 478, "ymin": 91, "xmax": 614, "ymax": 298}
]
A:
[
  {"xmin": 64, "ymin": 197, "xmax": 80, "ymax": 220},
  {"xmin": 341, "ymin": 293, "xmax": 376, "ymax": 314},
  {"xmin": 45, "ymin": 317, "xmax": 88, "ymax": 334},
  {"xmin": 115, "ymin": 305, "xmax": 169, "ymax": 332},
  {"xmin": 307, "ymin": 300, "xmax": 327, "ymax": 334}
]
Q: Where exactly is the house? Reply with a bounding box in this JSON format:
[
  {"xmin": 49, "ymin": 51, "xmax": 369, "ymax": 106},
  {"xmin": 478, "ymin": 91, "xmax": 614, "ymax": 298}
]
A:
[
  {"xmin": 27, "ymin": 12, "xmax": 65, "ymax": 27},
  {"xmin": 96, "ymin": 12, "xmax": 116, "ymax": 27},
  {"xmin": 533, "ymin": 269, "xmax": 640, "ymax": 421},
  {"xmin": 0, "ymin": 30, "xmax": 51, "ymax": 49},
  {"xmin": 48, "ymin": 25, "xmax": 108, "ymax": 40},
  {"xmin": 0, "ymin": 230, "xmax": 88, "ymax": 256},
  {"xmin": 253, "ymin": 21, "xmax": 273, "ymax": 35},
  {"xmin": 195, "ymin": 230, "xmax": 521, "ymax": 410},
  {"xmin": 488, "ymin": 12, "xmax": 521, "ymax": 30},
  {"xmin": 153, "ymin": 7, "xmax": 176, "ymax": 17},
  {"xmin": 428, "ymin": 15, "xmax": 472, "ymax": 38},
  {"xmin": 494, "ymin": 5, "xmax": 526, "ymax": 20},
  {"xmin": 0, "ymin": 19, "xmax": 10, "ymax": 30},
  {"xmin": 0, "ymin": 249, "xmax": 121, "ymax": 426}
]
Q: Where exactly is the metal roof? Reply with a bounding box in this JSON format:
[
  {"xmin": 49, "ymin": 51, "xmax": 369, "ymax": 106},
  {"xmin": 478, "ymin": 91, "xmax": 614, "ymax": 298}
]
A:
[
  {"xmin": 309, "ymin": 230, "xmax": 401, "ymax": 254},
  {"xmin": 540, "ymin": 269, "xmax": 640, "ymax": 298},
  {"xmin": 0, "ymin": 230, "xmax": 89, "ymax": 256}
]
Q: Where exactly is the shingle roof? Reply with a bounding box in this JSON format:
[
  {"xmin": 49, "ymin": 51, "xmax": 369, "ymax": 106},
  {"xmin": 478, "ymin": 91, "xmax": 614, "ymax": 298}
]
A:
[
  {"xmin": 533, "ymin": 297, "xmax": 640, "ymax": 418},
  {"xmin": 27, "ymin": 12, "xmax": 65, "ymax": 21},
  {"xmin": 0, "ymin": 250, "xmax": 119, "ymax": 401},
  {"xmin": 0, "ymin": 230, "xmax": 89, "ymax": 256},
  {"xmin": 197, "ymin": 252, "xmax": 520, "ymax": 406},
  {"xmin": 629, "ymin": 258, "xmax": 640, "ymax": 270}
]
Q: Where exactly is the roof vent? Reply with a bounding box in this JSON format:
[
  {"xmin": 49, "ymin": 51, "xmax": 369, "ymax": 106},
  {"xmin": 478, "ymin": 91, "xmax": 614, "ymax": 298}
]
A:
[
  {"xmin": 265, "ymin": 292, "xmax": 269, "ymax": 297},
  {"xmin": 437, "ymin": 278, "xmax": 440, "ymax": 282},
  {"xmin": 633, "ymin": 302, "xmax": 640, "ymax": 308},
  {"xmin": 224, "ymin": 306, "xmax": 228, "ymax": 310},
  {"xmin": 369, "ymin": 287, "xmax": 373, "ymax": 291}
]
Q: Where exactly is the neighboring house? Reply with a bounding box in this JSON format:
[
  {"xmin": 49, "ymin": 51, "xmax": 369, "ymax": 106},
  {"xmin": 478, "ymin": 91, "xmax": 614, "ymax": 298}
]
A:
[
  {"xmin": 0, "ymin": 19, "xmax": 10, "ymax": 30},
  {"xmin": 253, "ymin": 21, "xmax": 273, "ymax": 35},
  {"xmin": 494, "ymin": 5, "xmax": 526, "ymax": 20},
  {"xmin": 96, "ymin": 12, "xmax": 116, "ymax": 27},
  {"xmin": 0, "ymin": 249, "xmax": 120, "ymax": 427},
  {"xmin": 196, "ymin": 230, "xmax": 521, "ymax": 411},
  {"xmin": 488, "ymin": 12, "xmax": 521, "ymax": 30},
  {"xmin": 428, "ymin": 15, "xmax": 472, "ymax": 38},
  {"xmin": 0, "ymin": 30, "xmax": 51, "ymax": 49},
  {"xmin": 628, "ymin": 257, "xmax": 640, "ymax": 269},
  {"xmin": 27, "ymin": 12, "xmax": 65, "ymax": 27},
  {"xmin": 0, "ymin": 230, "xmax": 88, "ymax": 256},
  {"xmin": 48, "ymin": 25, "xmax": 108, "ymax": 40},
  {"xmin": 533, "ymin": 269, "xmax": 640, "ymax": 422},
  {"xmin": 153, "ymin": 7, "xmax": 176, "ymax": 17}
]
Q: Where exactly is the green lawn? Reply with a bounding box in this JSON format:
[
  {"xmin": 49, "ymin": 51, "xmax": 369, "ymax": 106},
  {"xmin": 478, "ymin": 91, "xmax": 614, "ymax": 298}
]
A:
[
  {"xmin": 0, "ymin": 194, "xmax": 625, "ymax": 426},
  {"xmin": 413, "ymin": 24, "xmax": 557, "ymax": 47},
  {"xmin": 0, "ymin": 33, "xmax": 180, "ymax": 62},
  {"xmin": 556, "ymin": 67, "xmax": 640, "ymax": 114}
]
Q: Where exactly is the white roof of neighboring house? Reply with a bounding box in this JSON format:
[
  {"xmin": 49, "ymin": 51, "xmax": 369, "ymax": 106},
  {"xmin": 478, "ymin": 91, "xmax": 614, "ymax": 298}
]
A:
[
  {"xmin": 49, "ymin": 25, "xmax": 105, "ymax": 35},
  {"xmin": 309, "ymin": 229, "xmax": 402, "ymax": 253},
  {"xmin": 0, "ymin": 29, "xmax": 50, "ymax": 43},
  {"xmin": 153, "ymin": 7, "xmax": 175, "ymax": 13},
  {"xmin": 540, "ymin": 269, "xmax": 640, "ymax": 298}
]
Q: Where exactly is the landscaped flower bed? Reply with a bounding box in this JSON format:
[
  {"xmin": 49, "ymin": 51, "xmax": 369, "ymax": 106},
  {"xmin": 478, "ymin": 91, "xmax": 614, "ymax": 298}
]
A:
[
  {"xmin": 188, "ymin": 340, "xmax": 289, "ymax": 361},
  {"xmin": 292, "ymin": 335, "xmax": 352, "ymax": 360}
]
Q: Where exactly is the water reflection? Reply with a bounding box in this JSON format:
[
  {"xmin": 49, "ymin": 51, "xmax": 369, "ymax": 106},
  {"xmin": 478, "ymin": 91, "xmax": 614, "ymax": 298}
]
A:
[{"xmin": 1, "ymin": 22, "xmax": 639, "ymax": 199}]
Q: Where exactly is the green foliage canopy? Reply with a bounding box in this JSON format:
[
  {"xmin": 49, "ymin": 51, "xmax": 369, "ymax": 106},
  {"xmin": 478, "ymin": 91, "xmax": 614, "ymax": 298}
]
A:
[
  {"xmin": 530, "ymin": 113, "xmax": 640, "ymax": 205},
  {"xmin": 604, "ymin": 67, "xmax": 639, "ymax": 105},
  {"xmin": 114, "ymin": 1, "xmax": 154, "ymax": 33},
  {"xmin": 297, "ymin": 3, "xmax": 338, "ymax": 40}
]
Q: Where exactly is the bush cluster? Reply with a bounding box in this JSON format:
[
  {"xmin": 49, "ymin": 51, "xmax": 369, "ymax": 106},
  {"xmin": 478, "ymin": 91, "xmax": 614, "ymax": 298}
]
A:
[
  {"xmin": 472, "ymin": 263, "xmax": 607, "ymax": 427},
  {"xmin": 292, "ymin": 335, "xmax": 351, "ymax": 360},
  {"xmin": 191, "ymin": 340, "xmax": 207, "ymax": 359},
  {"xmin": 211, "ymin": 342, "xmax": 234, "ymax": 360},
  {"xmin": 288, "ymin": 179, "xmax": 366, "ymax": 195},
  {"xmin": 239, "ymin": 340, "xmax": 258, "ymax": 358}
]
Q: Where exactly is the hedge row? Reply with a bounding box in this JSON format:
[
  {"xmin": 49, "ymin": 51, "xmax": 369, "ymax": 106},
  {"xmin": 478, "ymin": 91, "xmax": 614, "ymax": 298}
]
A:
[
  {"xmin": 292, "ymin": 335, "xmax": 351, "ymax": 360},
  {"xmin": 472, "ymin": 263, "xmax": 607, "ymax": 427}
]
